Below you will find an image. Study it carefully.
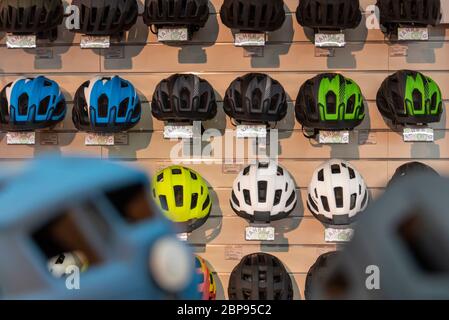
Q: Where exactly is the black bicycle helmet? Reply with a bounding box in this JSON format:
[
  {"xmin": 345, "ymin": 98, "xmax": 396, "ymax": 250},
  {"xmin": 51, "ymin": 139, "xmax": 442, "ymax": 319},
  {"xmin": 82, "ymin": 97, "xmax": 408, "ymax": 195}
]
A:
[
  {"xmin": 296, "ymin": 73, "xmax": 365, "ymax": 132},
  {"xmin": 152, "ymin": 74, "xmax": 217, "ymax": 122},
  {"xmin": 388, "ymin": 162, "xmax": 439, "ymax": 187},
  {"xmin": 314, "ymin": 174, "xmax": 449, "ymax": 299},
  {"xmin": 143, "ymin": 0, "xmax": 209, "ymax": 34},
  {"xmin": 71, "ymin": 0, "xmax": 139, "ymax": 36},
  {"xmin": 376, "ymin": 70, "xmax": 443, "ymax": 125},
  {"xmin": 224, "ymin": 73, "xmax": 288, "ymax": 125},
  {"xmin": 304, "ymin": 251, "xmax": 341, "ymax": 300},
  {"xmin": 296, "ymin": 0, "xmax": 362, "ymax": 30},
  {"xmin": 376, "ymin": 0, "xmax": 441, "ymax": 34},
  {"xmin": 0, "ymin": 0, "xmax": 64, "ymax": 39},
  {"xmin": 228, "ymin": 253, "xmax": 293, "ymax": 300},
  {"xmin": 220, "ymin": 0, "xmax": 286, "ymax": 32}
]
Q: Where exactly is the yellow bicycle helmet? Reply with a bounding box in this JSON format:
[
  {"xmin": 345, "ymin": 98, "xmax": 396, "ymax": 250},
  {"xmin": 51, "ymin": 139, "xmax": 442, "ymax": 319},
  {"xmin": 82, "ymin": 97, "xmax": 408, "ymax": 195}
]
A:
[
  {"xmin": 195, "ymin": 255, "xmax": 217, "ymax": 300},
  {"xmin": 152, "ymin": 165, "xmax": 212, "ymax": 233}
]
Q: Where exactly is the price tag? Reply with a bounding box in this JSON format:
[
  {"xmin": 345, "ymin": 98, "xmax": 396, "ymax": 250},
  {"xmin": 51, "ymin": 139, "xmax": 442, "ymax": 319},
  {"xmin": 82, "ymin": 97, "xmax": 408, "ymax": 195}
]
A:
[
  {"xmin": 245, "ymin": 225, "xmax": 275, "ymax": 241},
  {"xmin": 164, "ymin": 124, "xmax": 194, "ymax": 139},
  {"xmin": 398, "ymin": 27, "xmax": 429, "ymax": 41},
  {"xmin": 315, "ymin": 33, "xmax": 345, "ymax": 47},
  {"xmin": 114, "ymin": 132, "xmax": 129, "ymax": 145},
  {"xmin": 325, "ymin": 227, "xmax": 354, "ymax": 243},
  {"xmin": 85, "ymin": 133, "xmax": 115, "ymax": 146},
  {"xmin": 234, "ymin": 33, "xmax": 266, "ymax": 47},
  {"xmin": 315, "ymin": 47, "xmax": 335, "ymax": 57},
  {"xmin": 224, "ymin": 245, "xmax": 244, "ymax": 261},
  {"xmin": 80, "ymin": 35, "xmax": 110, "ymax": 48},
  {"xmin": 6, "ymin": 34, "xmax": 36, "ymax": 48},
  {"xmin": 6, "ymin": 132, "xmax": 36, "ymax": 145},
  {"xmin": 319, "ymin": 131, "xmax": 349, "ymax": 144},
  {"xmin": 236, "ymin": 124, "xmax": 267, "ymax": 139},
  {"xmin": 403, "ymin": 127, "xmax": 434, "ymax": 142},
  {"xmin": 39, "ymin": 132, "xmax": 58, "ymax": 145},
  {"xmin": 177, "ymin": 233, "xmax": 188, "ymax": 241},
  {"xmin": 158, "ymin": 27, "xmax": 189, "ymax": 42}
]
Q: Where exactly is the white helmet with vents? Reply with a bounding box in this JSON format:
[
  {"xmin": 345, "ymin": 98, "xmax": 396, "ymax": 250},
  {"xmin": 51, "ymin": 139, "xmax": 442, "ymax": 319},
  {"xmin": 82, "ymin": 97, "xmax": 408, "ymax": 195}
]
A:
[
  {"xmin": 230, "ymin": 160, "xmax": 297, "ymax": 222},
  {"xmin": 307, "ymin": 159, "xmax": 368, "ymax": 225}
]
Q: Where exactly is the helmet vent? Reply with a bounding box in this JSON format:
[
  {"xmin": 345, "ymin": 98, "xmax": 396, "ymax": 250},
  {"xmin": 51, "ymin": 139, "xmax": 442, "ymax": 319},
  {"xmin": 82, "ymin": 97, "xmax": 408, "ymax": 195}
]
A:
[
  {"xmin": 243, "ymin": 189, "xmax": 251, "ymax": 205},
  {"xmin": 321, "ymin": 196, "xmax": 330, "ymax": 212},
  {"xmin": 334, "ymin": 187, "xmax": 344, "ymax": 208},
  {"xmin": 331, "ymin": 164, "xmax": 341, "ymax": 174},
  {"xmin": 347, "ymin": 95, "xmax": 355, "ymax": 114},
  {"xmin": 190, "ymin": 171, "xmax": 198, "ymax": 180},
  {"xmin": 258, "ymin": 162, "xmax": 269, "ymax": 169},
  {"xmin": 159, "ymin": 195, "xmax": 168, "ymax": 210},
  {"xmin": 243, "ymin": 166, "xmax": 250, "ymax": 175},
  {"xmin": 325, "ymin": 91, "xmax": 337, "ymax": 115},
  {"xmin": 277, "ymin": 166, "xmax": 284, "ymax": 176},
  {"xmin": 171, "ymin": 168, "xmax": 182, "ymax": 175},
  {"xmin": 18, "ymin": 93, "xmax": 29, "ymax": 115},
  {"xmin": 412, "ymin": 89, "xmax": 423, "ymax": 111},
  {"xmin": 348, "ymin": 167, "xmax": 355, "ymax": 179},
  {"xmin": 286, "ymin": 190, "xmax": 296, "ymax": 207},
  {"xmin": 98, "ymin": 94, "xmax": 109, "ymax": 117},
  {"xmin": 118, "ymin": 98, "xmax": 128, "ymax": 117},
  {"xmin": 308, "ymin": 194, "xmax": 319, "ymax": 212},
  {"xmin": 273, "ymin": 190, "xmax": 282, "ymax": 206},
  {"xmin": 191, "ymin": 193, "xmax": 198, "ymax": 209},
  {"xmin": 38, "ymin": 96, "xmax": 50, "ymax": 115},
  {"xmin": 318, "ymin": 169, "xmax": 324, "ymax": 181},
  {"xmin": 258, "ymin": 181, "xmax": 268, "ymax": 203},
  {"xmin": 174, "ymin": 185, "xmax": 184, "ymax": 207},
  {"xmin": 43, "ymin": 80, "xmax": 52, "ymax": 87},
  {"xmin": 350, "ymin": 193, "xmax": 357, "ymax": 210},
  {"xmin": 202, "ymin": 195, "xmax": 210, "ymax": 210},
  {"xmin": 157, "ymin": 172, "xmax": 164, "ymax": 182}
]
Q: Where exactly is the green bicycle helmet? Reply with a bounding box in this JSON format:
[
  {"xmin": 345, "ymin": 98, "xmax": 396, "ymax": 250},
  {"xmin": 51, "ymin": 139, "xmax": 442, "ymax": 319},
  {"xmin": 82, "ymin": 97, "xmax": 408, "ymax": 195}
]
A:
[
  {"xmin": 295, "ymin": 73, "xmax": 365, "ymax": 133},
  {"xmin": 152, "ymin": 166, "xmax": 211, "ymax": 233},
  {"xmin": 376, "ymin": 70, "xmax": 443, "ymax": 125}
]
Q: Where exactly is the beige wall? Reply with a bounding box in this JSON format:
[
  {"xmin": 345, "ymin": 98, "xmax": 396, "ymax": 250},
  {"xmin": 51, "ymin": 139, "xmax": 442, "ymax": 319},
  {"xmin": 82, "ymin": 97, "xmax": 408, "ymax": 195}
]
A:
[{"xmin": 1, "ymin": 1, "xmax": 449, "ymax": 299}]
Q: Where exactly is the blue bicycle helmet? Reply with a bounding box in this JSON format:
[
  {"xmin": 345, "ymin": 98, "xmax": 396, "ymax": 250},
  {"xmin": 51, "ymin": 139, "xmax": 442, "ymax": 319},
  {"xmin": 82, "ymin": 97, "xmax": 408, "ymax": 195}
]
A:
[
  {"xmin": 73, "ymin": 76, "xmax": 141, "ymax": 132},
  {"xmin": 0, "ymin": 76, "xmax": 66, "ymax": 131}
]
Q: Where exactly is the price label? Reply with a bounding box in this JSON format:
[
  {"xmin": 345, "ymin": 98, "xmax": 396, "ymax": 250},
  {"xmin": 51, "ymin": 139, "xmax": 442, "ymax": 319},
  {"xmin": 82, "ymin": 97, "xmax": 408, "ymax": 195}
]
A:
[
  {"xmin": 164, "ymin": 124, "xmax": 194, "ymax": 139},
  {"xmin": 319, "ymin": 131, "xmax": 349, "ymax": 144},
  {"xmin": 158, "ymin": 27, "xmax": 189, "ymax": 42},
  {"xmin": 6, "ymin": 34, "xmax": 36, "ymax": 48},
  {"xmin": 6, "ymin": 132, "xmax": 36, "ymax": 145},
  {"xmin": 315, "ymin": 33, "xmax": 345, "ymax": 47},
  {"xmin": 177, "ymin": 233, "xmax": 188, "ymax": 242},
  {"xmin": 245, "ymin": 225, "xmax": 275, "ymax": 241},
  {"xmin": 235, "ymin": 33, "xmax": 266, "ymax": 47},
  {"xmin": 403, "ymin": 127, "xmax": 434, "ymax": 142},
  {"xmin": 236, "ymin": 124, "xmax": 267, "ymax": 139},
  {"xmin": 398, "ymin": 27, "xmax": 429, "ymax": 41},
  {"xmin": 85, "ymin": 133, "xmax": 115, "ymax": 146},
  {"xmin": 325, "ymin": 228, "xmax": 354, "ymax": 243},
  {"xmin": 39, "ymin": 132, "xmax": 58, "ymax": 145},
  {"xmin": 80, "ymin": 35, "xmax": 110, "ymax": 48}
]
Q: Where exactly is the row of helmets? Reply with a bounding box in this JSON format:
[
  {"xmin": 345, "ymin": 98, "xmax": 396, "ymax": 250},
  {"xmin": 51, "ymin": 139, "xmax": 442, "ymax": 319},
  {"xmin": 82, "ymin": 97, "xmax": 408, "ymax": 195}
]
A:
[
  {"xmin": 0, "ymin": 71, "xmax": 443, "ymax": 132},
  {"xmin": 0, "ymin": 0, "xmax": 442, "ymax": 40},
  {"xmin": 151, "ymin": 160, "xmax": 439, "ymax": 233}
]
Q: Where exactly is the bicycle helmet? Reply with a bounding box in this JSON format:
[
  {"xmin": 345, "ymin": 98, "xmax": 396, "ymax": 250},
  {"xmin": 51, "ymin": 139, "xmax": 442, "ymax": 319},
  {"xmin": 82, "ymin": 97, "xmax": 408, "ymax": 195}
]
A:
[
  {"xmin": 220, "ymin": 0, "xmax": 286, "ymax": 32},
  {"xmin": 195, "ymin": 255, "xmax": 216, "ymax": 300},
  {"xmin": 304, "ymin": 251, "xmax": 341, "ymax": 300},
  {"xmin": 152, "ymin": 74, "xmax": 217, "ymax": 123},
  {"xmin": 152, "ymin": 166, "xmax": 212, "ymax": 233},
  {"xmin": 224, "ymin": 73, "xmax": 288, "ymax": 125},
  {"xmin": 71, "ymin": 0, "xmax": 139, "ymax": 36},
  {"xmin": 0, "ymin": 0, "xmax": 64, "ymax": 39},
  {"xmin": 376, "ymin": 0, "xmax": 441, "ymax": 34},
  {"xmin": 143, "ymin": 0, "xmax": 209, "ymax": 34},
  {"xmin": 316, "ymin": 174, "xmax": 449, "ymax": 299},
  {"xmin": 307, "ymin": 159, "xmax": 368, "ymax": 226},
  {"xmin": 0, "ymin": 76, "xmax": 66, "ymax": 132},
  {"xmin": 228, "ymin": 253, "xmax": 293, "ymax": 300},
  {"xmin": 376, "ymin": 70, "xmax": 443, "ymax": 125},
  {"xmin": 295, "ymin": 73, "xmax": 365, "ymax": 133},
  {"xmin": 388, "ymin": 161, "xmax": 439, "ymax": 187},
  {"xmin": 296, "ymin": 0, "xmax": 362, "ymax": 30},
  {"xmin": 72, "ymin": 76, "xmax": 141, "ymax": 133},
  {"xmin": 230, "ymin": 161, "xmax": 297, "ymax": 223}
]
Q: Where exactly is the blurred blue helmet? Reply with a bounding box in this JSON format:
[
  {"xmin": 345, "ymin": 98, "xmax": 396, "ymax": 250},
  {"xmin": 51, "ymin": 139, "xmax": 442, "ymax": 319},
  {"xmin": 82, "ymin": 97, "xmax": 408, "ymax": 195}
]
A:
[
  {"xmin": 0, "ymin": 156, "xmax": 198, "ymax": 300},
  {"xmin": 0, "ymin": 76, "xmax": 66, "ymax": 131},
  {"xmin": 73, "ymin": 76, "xmax": 141, "ymax": 132}
]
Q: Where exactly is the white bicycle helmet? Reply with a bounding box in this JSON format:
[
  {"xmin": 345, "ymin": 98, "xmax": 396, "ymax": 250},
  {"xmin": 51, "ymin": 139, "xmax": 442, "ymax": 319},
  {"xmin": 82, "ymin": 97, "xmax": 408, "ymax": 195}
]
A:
[
  {"xmin": 230, "ymin": 161, "xmax": 297, "ymax": 222},
  {"xmin": 307, "ymin": 159, "xmax": 368, "ymax": 225}
]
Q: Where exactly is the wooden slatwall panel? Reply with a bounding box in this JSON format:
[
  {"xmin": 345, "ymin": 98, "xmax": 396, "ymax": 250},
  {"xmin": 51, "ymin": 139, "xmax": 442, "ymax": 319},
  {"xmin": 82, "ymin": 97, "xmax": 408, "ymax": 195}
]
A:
[{"xmin": 0, "ymin": 0, "xmax": 448, "ymax": 299}]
